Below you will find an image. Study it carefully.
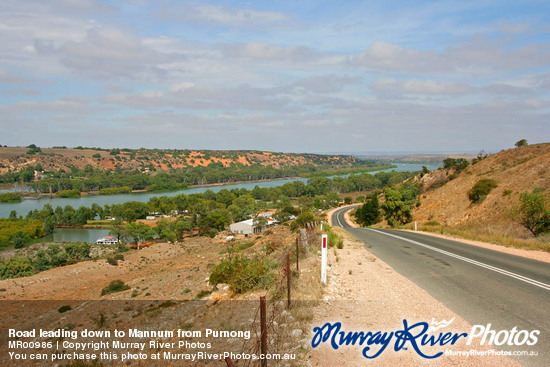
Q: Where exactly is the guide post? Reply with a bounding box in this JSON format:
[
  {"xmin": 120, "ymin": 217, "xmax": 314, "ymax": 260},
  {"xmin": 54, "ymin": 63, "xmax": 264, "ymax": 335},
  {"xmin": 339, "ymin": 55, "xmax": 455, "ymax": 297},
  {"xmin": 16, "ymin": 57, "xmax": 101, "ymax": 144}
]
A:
[{"xmin": 321, "ymin": 234, "xmax": 327, "ymax": 284}]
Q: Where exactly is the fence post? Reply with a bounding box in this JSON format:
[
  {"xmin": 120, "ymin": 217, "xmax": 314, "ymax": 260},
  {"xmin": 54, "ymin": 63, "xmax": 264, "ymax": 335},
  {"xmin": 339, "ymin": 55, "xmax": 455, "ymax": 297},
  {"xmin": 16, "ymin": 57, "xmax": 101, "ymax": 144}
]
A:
[
  {"xmin": 224, "ymin": 356, "xmax": 235, "ymax": 367},
  {"xmin": 295, "ymin": 237, "xmax": 299, "ymax": 271},
  {"xmin": 260, "ymin": 296, "xmax": 267, "ymax": 367},
  {"xmin": 287, "ymin": 252, "xmax": 291, "ymax": 308}
]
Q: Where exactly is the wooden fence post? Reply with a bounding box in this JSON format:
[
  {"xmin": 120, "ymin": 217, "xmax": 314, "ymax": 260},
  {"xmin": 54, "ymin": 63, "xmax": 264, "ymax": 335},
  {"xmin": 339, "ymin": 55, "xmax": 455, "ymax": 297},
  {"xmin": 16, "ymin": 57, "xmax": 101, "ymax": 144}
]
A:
[
  {"xmin": 295, "ymin": 237, "xmax": 299, "ymax": 271},
  {"xmin": 260, "ymin": 296, "xmax": 267, "ymax": 367},
  {"xmin": 286, "ymin": 252, "xmax": 291, "ymax": 308}
]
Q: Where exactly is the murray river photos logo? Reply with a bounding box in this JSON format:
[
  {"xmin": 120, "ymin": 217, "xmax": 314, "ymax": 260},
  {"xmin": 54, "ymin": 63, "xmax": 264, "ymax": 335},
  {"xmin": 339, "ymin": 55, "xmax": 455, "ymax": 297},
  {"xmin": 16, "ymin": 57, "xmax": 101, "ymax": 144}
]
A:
[{"xmin": 311, "ymin": 318, "xmax": 539, "ymax": 359}]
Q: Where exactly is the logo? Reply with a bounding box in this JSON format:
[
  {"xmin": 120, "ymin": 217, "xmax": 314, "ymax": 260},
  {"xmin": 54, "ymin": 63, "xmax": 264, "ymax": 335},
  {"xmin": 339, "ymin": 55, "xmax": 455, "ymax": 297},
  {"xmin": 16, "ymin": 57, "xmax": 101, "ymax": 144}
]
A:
[
  {"xmin": 467, "ymin": 324, "xmax": 539, "ymax": 346},
  {"xmin": 311, "ymin": 319, "xmax": 539, "ymax": 359},
  {"xmin": 311, "ymin": 319, "xmax": 466, "ymax": 359},
  {"xmin": 427, "ymin": 317, "xmax": 455, "ymax": 333}
]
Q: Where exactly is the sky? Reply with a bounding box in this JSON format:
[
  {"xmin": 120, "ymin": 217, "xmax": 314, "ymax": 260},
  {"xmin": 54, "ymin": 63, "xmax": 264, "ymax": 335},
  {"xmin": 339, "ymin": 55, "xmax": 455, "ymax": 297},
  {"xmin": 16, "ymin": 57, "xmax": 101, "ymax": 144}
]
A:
[{"xmin": 0, "ymin": 0, "xmax": 549, "ymax": 154}]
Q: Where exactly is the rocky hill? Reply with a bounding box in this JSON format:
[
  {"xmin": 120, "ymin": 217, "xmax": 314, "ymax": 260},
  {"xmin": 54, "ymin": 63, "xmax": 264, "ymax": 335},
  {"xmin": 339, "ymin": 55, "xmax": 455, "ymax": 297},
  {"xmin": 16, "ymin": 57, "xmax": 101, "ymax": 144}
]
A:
[
  {"xmin": 0, "ymin": 146, "xmax": 365, "ymax": 175},
  {"xmin": 412, "ymin": 143, "xmax": 550, "ymax": 237}
]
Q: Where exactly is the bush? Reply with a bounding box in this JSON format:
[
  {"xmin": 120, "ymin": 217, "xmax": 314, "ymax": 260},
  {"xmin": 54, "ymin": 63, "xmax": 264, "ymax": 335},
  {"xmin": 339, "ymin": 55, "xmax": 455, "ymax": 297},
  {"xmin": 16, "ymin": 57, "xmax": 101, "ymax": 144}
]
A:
[
  {"xmin": 101, "ymin": 280, "xmax": 130, "ymax": 296},
  {"xmin": 195, "ymin": 290, "xmax": 212, "ymax": 299},
  {"xmin": 98, "ymin": 187, "xmax": 132, "ymax": 195},
  {"xmin": 468, "ymin": 179, "xmax": 498, "ymax": 203},
  {"xmin": 0, "ymin": 257, "xmax": 36, "ymax": 279},
  {"xmin": 56, "ymin": 189, "xmax": 81, "ymax": 198},
  {"xmin": 106, "ymin": 256, "xmax": 118, "ymax": 266},
  {"xmin": 209, "ymin": 255, "xmax": 275, "ymax": 293},
  {"xmin": 0, "ymin": 218, "xmax": 44, "ymax": 249},
  {"xmin": 323, "ymin": 225, "xmax": 343, "ymax": 248},
  {"xmin": 443, "ymin": 158, "xmax": 469, "ymax": 172},
  {"xmin": 0, "ymin": 193, "xmax": 22, "ymax": 203},
  {"xmin": 58, "ymin": 305, "xmax": 72, "ymax": 313},
  {"xmin": 511, "ymin": 190, "xmax": 550, "ymax": 237}
]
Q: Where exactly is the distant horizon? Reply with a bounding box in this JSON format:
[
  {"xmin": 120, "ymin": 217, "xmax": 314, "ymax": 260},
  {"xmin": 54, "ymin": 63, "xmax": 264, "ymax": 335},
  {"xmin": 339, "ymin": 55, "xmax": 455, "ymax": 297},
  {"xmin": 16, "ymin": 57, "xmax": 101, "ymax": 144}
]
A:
[{"xmin": 2, "ymin": 143, "xmax": 531, "ymax": 157}]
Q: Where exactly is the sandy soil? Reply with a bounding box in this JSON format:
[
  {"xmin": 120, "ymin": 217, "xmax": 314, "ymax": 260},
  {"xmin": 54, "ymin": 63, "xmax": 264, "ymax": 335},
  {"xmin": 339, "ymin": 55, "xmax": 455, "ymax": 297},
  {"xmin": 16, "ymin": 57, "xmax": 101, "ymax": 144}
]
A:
[{"xmin": 0, "ymin": 238, "xmax": 219, "ymax": 300}]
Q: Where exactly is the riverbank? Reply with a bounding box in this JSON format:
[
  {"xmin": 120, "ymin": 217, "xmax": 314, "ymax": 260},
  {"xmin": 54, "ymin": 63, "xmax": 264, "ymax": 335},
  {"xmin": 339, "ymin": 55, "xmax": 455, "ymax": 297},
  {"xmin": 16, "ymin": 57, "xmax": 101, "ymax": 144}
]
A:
[{"xmin": 3, "ymin": 165, "xmax": 396, "ymax": 200}]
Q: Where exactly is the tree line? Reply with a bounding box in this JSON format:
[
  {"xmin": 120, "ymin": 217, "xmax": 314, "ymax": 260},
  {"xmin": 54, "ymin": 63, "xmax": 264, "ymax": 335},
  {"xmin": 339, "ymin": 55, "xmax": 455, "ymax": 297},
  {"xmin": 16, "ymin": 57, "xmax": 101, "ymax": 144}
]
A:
[{"xmin": 4, "ymin": 170, "xmax": 418, "ymax": 246}]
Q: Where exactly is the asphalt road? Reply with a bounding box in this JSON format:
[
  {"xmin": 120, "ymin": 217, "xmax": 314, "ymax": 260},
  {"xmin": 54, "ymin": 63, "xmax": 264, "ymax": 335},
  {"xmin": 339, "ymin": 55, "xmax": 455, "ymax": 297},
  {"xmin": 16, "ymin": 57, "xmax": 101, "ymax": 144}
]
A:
[{"xmin": 331, "ymin": 206, "xmax": 550, "ymax": 367}]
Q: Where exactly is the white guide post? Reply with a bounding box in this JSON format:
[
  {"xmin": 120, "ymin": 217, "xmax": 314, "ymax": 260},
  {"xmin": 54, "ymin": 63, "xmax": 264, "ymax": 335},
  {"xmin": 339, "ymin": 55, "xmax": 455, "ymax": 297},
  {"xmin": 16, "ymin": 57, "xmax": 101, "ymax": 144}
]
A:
[
  {"xmin": 321, "ymin": 234, "xmax": 327, "ymax": 284},
  {"xmin": 415, "ymin": 221, "xmax": 418, "ymax": 231}
]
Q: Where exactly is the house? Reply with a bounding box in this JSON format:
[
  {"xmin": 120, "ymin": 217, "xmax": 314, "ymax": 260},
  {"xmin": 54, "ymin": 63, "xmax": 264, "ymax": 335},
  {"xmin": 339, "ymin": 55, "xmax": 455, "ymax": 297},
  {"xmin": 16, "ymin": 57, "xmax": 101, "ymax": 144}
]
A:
[
  {"xmin": 96, "ymin": 236, "xmax": 119, "ymax": 245},
  {"xmin": 229, "ymin": 216, "xmax": 278, "ymax": 235}
]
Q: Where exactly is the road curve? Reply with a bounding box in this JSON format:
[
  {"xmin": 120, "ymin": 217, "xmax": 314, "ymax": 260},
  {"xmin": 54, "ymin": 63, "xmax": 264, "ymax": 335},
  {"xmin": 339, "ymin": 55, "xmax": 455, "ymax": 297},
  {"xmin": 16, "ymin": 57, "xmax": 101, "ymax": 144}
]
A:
[{"xmin": 331, "ymin": 206, "xmax": 550, "ymax": 367}]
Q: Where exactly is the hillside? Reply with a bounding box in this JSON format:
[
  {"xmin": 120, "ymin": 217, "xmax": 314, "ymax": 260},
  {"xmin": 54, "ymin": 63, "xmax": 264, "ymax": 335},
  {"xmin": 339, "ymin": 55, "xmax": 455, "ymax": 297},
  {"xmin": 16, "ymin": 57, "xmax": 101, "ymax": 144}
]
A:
[
  {"xmin": 0, "ymin": 146, "xmax": 367, "ymax": 175},
  {"xmin": 412, "ymin": 143, "xmax": 550, "ymax": 238}
]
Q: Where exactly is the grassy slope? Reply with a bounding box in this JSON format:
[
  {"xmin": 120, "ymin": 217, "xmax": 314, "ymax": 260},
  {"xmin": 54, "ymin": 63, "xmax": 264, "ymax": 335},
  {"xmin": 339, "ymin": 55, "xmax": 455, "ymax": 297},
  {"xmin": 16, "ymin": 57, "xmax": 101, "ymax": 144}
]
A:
[{"xmin": 411, "ymin": 143, "xmax": 550, "ymax": 249}]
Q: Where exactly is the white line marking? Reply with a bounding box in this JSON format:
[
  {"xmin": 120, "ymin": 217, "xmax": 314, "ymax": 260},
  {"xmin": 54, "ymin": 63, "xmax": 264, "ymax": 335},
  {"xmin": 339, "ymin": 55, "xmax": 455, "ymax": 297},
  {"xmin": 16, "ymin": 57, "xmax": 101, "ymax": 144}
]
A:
[
  {"xmin": 368, "ymin": 228, "xmax": 550, "ymax": 291},
  {"xmin": 336, "ymin": 209, "xmax": 344, "ymax": 227}
]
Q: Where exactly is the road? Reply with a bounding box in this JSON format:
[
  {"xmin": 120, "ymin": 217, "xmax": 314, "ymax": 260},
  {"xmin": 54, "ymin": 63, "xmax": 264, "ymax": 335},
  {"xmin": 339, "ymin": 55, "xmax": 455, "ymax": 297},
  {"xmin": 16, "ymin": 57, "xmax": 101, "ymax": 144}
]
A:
[{"xmin": 331, "ymin": 206, "xmax": 550, "ymax": 367}]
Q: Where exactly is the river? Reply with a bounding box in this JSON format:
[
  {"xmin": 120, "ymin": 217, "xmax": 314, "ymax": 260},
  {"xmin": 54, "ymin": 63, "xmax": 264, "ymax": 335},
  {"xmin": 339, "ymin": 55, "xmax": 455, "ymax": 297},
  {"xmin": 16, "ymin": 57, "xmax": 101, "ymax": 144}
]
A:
[
  {"xmin": 45, "ymin": 228, "xmax": 112, "ymax": 243},
  {"xmin": 0, "ymin": 163, "xmax": 439, "ymax": 219}
]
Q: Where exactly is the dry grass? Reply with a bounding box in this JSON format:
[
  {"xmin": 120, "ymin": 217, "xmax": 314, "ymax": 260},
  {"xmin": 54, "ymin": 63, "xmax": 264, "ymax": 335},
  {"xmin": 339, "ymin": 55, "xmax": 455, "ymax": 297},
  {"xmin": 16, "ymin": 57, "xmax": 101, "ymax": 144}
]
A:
[{"xmin": 404, "ymin": 222, "xmax": 550, "ymax": 252}]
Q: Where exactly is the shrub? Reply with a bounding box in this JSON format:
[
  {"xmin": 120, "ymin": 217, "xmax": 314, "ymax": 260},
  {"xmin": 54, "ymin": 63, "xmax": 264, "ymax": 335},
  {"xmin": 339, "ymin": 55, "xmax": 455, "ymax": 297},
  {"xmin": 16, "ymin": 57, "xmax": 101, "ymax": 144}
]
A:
[
  {"xmin": 56, "ymin": 189, "xmax": 81, "ymax": 198},
  {"xmin": 468, "ymin": 179, "xmax": 498, "ymax": 203},
  {"xmin": 0, "ymin": 258, "xmax": 36, "ymax": 279},
  {"xmin": 0, "ymin": 193, "xmax": 22, "ymax": 203},
  {"xmin": 195, "ymin": 290, "xmax": 212, "ymax": 299},
  {"xmin": 511, "ymin": 190, "xmax": 550, "ymax": 237},
  {"xmin": 98, "ymin": 187, "xmax": 132, "ymax": 195},
  {"xmin": 106, "ymin": 256, "xmax": 118, "ymax": 266},
  {"xmin": 443, "ymin": 158, "xmax": 469, "ymax": 172},
  {"xmin": 209, "ymin": 254, "xmax": 275, "ymax": 293},
  {"xmin": 424, "ymin": 220, "xmax": 440, "ymax": 226},
  {"xmin": 100, "ymin": 280, "xmax": 130, "ymax": 296},
  {"xmin": 58, "ymin": 305, "xmax": 72, "ymax": 313},
  {"xmin": 12, "ymin": 231, "xmax": 27, "ymax": 249}
]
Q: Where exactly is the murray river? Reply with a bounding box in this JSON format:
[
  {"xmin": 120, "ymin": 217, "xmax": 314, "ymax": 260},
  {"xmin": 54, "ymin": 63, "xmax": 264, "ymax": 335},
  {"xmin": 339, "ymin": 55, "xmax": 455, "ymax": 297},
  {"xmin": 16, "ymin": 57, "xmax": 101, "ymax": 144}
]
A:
[{"xmin": 1, "ymin": 163, "xmax": 439, "ymax": 242}]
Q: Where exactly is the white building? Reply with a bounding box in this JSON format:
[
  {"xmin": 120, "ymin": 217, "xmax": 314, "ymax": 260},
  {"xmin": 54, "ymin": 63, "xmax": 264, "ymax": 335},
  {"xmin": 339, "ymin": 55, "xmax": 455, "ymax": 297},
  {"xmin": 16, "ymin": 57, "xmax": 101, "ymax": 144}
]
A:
[
  {"xmin": 229, "ymin": 216, "xmax": 278, "ymax": 235},
  {"xmin": 96, "ymin": 236, "xmax": 119, "ymax": 245}
]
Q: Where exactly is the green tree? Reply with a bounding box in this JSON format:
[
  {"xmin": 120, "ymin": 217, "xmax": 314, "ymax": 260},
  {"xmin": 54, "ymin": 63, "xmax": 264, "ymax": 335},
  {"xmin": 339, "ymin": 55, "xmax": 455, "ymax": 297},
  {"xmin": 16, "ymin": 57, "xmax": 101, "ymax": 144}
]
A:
[
  {"xmin": 515, "ymin": 139, "xmax": 528, "ymax": 148},
  {"xmin": 381, "ymin": 186, "xmax": 413, "ymax": 227},
  {"xmin": 512, "ymin": 190, "xmax": 550, "ymax": 237},
  {"xmin": 125, "ymin": 222, "xmax": 156, "ymax": 245},
  {"xmin": 290, "ymin": 211, "xmax": 317, "ymax": 231},
  {"xmin": 253, "ymin": 216, "xmax": 268, "ymax": 232},
  {"xmin": 356, "ymin": 193, "xmax": 381, "ymax": 226}
]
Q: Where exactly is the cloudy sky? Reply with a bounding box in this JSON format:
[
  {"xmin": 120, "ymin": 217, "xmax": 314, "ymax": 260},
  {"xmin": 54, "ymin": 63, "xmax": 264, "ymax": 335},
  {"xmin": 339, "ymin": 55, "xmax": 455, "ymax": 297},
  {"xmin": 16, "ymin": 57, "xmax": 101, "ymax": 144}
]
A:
[{"xmin": 1, "ymin": 0, "xmax": 549, "ymax": 153}]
